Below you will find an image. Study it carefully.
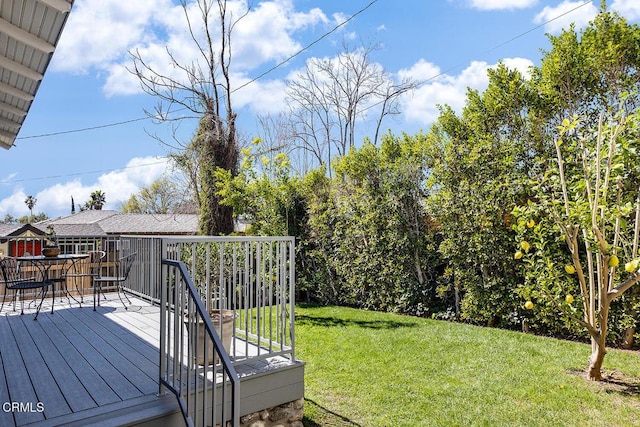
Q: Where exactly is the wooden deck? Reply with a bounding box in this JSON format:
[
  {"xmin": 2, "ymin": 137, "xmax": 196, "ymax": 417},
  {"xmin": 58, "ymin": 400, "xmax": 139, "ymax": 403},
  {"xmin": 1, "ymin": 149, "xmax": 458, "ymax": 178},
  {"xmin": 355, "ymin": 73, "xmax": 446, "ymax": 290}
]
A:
[{"xmin": 0, "ymin": 294, "xmax": 304, "ymax": 426}]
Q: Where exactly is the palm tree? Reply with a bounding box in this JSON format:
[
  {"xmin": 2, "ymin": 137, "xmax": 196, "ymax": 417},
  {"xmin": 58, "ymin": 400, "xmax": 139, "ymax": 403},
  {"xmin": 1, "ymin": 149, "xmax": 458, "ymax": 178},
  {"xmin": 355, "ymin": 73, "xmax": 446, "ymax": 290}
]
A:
[
  {"xmin": 89, "ymin": 190, "xmax": 106, "ymax": 210},
  {"xmin": 24, "ymin": 195, "xmax": 36, "ymax": 223}
]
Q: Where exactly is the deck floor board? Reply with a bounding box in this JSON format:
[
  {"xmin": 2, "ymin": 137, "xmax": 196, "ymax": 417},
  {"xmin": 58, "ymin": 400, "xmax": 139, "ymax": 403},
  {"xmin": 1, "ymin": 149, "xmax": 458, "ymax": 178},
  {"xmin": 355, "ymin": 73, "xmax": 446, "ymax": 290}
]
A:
[
  {"xmin": 7, "ymin": 315, "xmax": 71, "ymax": 419},
  {"xmin": 36, "ymin": 314, "xmax": 121, "ymax": 407},
  {"xmin": 22, "ymin": 315, "xmax": 96, "ymax": 413},
  {"xmin": 0, "ymin": 317, "xmax": 44, "ymax": 426},
  {"xmin": 0, "ymin": 295, "xmax": 157, "ymax": 425},
  {"xmin": 53, "ymin": 306, "xmax": 157, "ymax": 396},
  {"xmin": 63, "ymin": 307, "xmax": 159, "ymax": 380}
]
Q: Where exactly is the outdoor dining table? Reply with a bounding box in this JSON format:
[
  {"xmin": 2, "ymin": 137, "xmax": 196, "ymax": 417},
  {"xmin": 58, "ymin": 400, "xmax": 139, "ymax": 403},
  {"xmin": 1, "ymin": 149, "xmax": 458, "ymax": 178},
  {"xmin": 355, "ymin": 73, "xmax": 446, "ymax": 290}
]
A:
[{"xmin": 16, "ymin": 253, "xmax": 89, "ymax": 309}]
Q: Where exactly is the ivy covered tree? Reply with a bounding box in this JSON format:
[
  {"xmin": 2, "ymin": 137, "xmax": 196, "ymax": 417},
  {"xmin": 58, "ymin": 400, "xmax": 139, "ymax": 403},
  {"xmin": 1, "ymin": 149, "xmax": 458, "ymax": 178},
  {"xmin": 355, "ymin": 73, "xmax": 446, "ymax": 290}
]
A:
[{"xmin": 131, "ymin": 0, "xmax": 246, "ymax": 235}]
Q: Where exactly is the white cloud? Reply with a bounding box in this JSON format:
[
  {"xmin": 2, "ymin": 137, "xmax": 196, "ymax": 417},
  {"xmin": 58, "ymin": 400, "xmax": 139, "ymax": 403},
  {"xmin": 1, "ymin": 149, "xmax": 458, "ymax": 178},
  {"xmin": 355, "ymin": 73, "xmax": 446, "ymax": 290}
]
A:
[
  {"xmin": 533, "ymin": 1, "xmax": 598, "ymax": 34},
  {"xmin": 232, "ymin": 75, "xmax": 289, "ymax": 115},
  {"xmin": 52, "ymin": 0, "xmax": 174, "ymax": 73},
  {"xmin": 468, "ymin": 0, "xmax": 538, "ymax": 10},
  {"xmin": 36, "ymin": 180, "xmax": 89, "ymax": 215},
  {"xmin": 231, "ymin": 2, "xmax": 328, "ymax": 71},
  {"xmin": 501, "ymin": 57, "xmax": 534, "ymax": 78},
  {"xmin": 0, "ymin": 157, "xmax": 170, "ymax": 219},
  {"xmin": 54, "ymin": 0, "xmax": 330, "ymax": 100},
  {"xmin": 0, "ymin": 188, "xmax": 29, "ymax": 218},
  {"xmin": 612, "ymin": 0, "xmax": 640, "ymax": 21},
  {"xmin": 398, "ymin": 60, "xmax": 480, "ymax": 124},
  {"xmin": 94, "ymin": 157, "xmax": 170, "ymax": 210},
  {"xmin": 398, "ymin": 57, "xmax": 534, "ymax": 125}
]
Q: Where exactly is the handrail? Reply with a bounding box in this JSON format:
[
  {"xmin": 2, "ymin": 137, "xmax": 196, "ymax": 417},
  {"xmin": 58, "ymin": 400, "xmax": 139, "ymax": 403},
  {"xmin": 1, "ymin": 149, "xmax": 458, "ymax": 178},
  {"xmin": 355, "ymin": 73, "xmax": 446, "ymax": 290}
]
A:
[{"xmin": 160, "ymin": 258, "xmax": 240, "ymax": 427}]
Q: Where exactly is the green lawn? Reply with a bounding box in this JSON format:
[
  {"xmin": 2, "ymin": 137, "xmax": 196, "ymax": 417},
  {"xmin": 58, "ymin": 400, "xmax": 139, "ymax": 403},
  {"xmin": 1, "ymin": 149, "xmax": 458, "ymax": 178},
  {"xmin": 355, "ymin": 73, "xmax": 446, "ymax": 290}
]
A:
[{"xmin": 295, "ymin": 304, "xmax": 640, "ymax": 427}]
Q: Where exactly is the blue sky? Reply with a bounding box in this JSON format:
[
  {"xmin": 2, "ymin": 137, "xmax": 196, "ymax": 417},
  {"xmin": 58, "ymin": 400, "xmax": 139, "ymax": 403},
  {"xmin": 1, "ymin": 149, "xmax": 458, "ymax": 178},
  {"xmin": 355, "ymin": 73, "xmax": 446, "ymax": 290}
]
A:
[{"xmin": 1, "ymin": 0, "xmax": 639, "ymax": 219}]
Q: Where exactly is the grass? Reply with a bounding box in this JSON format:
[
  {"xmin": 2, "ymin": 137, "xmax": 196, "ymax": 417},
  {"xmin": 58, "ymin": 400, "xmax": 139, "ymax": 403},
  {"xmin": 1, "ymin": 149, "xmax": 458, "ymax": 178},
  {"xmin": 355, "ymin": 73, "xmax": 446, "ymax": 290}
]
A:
[{"xmin": 295, "ymin": 304, "xmax": 640, "ymax": 427}]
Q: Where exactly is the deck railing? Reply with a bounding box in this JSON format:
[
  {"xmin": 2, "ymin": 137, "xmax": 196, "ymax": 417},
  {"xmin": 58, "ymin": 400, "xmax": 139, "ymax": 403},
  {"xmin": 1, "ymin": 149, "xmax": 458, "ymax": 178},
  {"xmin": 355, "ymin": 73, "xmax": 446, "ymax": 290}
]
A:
[
  {"xmin": 162, "ymin": 236, "xmax": 297, "ymax": 365},
  {"xmin": 160, "ymin": 259, "xmax": 240, "ymax": 427}
]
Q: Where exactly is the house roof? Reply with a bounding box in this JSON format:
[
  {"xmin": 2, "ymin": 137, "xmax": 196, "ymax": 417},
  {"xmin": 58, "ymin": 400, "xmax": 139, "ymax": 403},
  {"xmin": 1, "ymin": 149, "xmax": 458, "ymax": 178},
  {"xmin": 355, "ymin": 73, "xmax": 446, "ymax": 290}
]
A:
[
  {"xmin": 38, "ymin": 210, "xmax": 200, "ymax": 236},
  {"xmin": 0, "ymin": 222, "xmax": 44, "ymax": 237},
  {"xmin": 0, "ymin": 0, "xmax": 74, "ymax": 150},
  {"xmin": 46, "ymin": 209, "xmax": 119, "ymax": 225},
  {"xmin": 98, "ymin": 213, "xmax": 200, "ymax": 235}
]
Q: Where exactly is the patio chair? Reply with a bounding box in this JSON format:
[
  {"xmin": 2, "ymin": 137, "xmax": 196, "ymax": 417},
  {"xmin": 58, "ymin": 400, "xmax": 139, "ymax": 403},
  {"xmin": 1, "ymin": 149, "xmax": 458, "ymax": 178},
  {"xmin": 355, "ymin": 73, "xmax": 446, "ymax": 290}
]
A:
[
  {"xmin": 64, "ymin": 250, "xmax": 105, "ymax": 305},
  {"xmin": 93, "ymin": 252, "xmax": 137, "ymax": 310},
  {"xmin": 0, "ymin": 257, "xmax": 54, "ymax": 320}
]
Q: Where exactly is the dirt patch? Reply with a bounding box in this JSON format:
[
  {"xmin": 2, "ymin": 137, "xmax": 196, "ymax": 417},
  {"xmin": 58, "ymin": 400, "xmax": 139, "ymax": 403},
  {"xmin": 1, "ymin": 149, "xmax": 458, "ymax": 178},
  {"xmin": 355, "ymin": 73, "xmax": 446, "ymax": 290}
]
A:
[{"xmin": 569, "ymin": 368, "xmax": 640, "ymax": 397}]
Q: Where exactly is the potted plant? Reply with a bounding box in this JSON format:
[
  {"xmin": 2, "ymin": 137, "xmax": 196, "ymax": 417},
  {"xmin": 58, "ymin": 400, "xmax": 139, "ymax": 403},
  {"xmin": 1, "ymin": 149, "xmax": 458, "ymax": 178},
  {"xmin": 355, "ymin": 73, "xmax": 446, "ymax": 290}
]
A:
[
  {"xmin": 185, "ymin": 308, "xmax": 235, "ymax": 365},
  {"xmin": 42, "ymin": 225, "xmax": 60, "ymax": 257},
  {"xmin": 183, "ymin": 279, "xmax": 236, "ymax": 365}
]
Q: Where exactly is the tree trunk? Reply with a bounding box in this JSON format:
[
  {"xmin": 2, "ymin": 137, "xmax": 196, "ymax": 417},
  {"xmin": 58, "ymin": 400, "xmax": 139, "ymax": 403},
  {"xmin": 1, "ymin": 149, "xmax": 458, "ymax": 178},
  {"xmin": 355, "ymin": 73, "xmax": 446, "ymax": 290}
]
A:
[
  {"xmin": 622, "ymin": 327, "xmax": 635, "ymax": 349},
  {"xmin": 587, "ymin": 340, "xmax": 607, "ymax": 381},
  {"xmin": 414, "ymin": 249, "xmax": 425, "ymax": 285}
]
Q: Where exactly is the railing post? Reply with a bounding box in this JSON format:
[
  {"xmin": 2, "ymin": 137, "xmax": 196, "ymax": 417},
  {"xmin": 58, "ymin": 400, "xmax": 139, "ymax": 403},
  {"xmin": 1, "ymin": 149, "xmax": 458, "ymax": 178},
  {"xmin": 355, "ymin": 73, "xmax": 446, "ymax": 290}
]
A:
[
  {"xmin": 288, "ymin": 237, "xmax": 296, "ymax": 361},
  {"xmin": 158, "ymin": 261, "xmax": 167, "ymax": 397}
]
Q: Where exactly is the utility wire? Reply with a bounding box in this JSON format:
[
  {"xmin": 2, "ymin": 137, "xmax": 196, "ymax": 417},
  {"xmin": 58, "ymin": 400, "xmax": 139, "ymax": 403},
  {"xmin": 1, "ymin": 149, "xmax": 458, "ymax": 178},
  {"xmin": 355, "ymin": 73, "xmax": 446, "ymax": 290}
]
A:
[
  {"xmin": 0, "ymin": 159, "xmax": 168, "ymax": 184},
  {"xmin": 16, "ymin": 116, "xmax": 149, "ymax": 140},
  {"xmin": 355, "ymin": 0, "xmax": 593, "ymax": 117},
  {"xmin": 413, "ymin": 0, "xmax": 594, "ymax": 89},
  {"xmin": 231, "ymin": 0, "xmax": 378, "ymax": 94}
]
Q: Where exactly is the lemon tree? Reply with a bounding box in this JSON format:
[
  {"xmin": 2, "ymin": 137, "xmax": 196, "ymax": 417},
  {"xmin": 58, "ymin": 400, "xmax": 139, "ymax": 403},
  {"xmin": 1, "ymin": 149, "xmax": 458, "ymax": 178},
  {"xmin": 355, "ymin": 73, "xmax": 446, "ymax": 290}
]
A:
[{"xmin": 515, "ymin": 109, "xmax": 640, "ymax": 381}]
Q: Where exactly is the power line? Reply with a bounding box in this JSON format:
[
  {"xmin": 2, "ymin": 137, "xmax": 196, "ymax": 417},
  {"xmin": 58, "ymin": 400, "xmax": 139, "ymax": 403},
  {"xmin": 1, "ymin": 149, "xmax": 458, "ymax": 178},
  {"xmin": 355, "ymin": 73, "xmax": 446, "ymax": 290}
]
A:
[
  {"xmin": 413, "ymin": 0, "xmax": 594, "ymax": 89},
  {"xmin": 16, "ymin": 116, "xmax": 149, "ymax": 140},
  {"xmin": 355, "ymin": 0, "xmax": 594, "ymax": 117},
  {"xmin": 231, "ymin": 0, "xmax": 378, "ymax": 94},
  {"xmin": 483, "ymin": 0, "xmax": 593, "ymax": 56},
  {"xmin": 0, "ymin": 159, "xmax": 169, "ymax": 185}
]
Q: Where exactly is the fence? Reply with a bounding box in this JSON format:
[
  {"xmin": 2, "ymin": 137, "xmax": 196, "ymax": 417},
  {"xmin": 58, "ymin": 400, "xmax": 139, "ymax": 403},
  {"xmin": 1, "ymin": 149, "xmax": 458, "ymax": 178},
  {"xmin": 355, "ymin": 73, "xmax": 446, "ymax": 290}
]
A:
[{"xmin": 0, "ymin": 234, "xmax": 131, "ymax": 300}]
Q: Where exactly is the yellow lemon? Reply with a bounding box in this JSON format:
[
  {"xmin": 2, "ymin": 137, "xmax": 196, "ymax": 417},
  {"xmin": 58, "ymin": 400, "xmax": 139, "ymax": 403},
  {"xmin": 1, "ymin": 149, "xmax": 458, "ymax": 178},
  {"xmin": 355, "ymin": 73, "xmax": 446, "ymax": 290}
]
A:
[
  {"xmin": 520, "ymin": 241, "xmax": 531, "ymax": 253},
  {"xmin": 565, "ymin": 294, "xmax": 574, "ymax": 304},
  {"xmin": 564, "ymin": 264, "xmax": 575, "ymax": 274},
  {"xmin": 524, "ymin": 301, "xmax": 534, "ymax": 310},
  {"xmin": 625, "ymin": 259, "xmax": 639, "ymax": 273},
  {"xmin": 514, "ymin": 251, "xmax": 523, "ymax": 260},
  {"xmin": 609, "ymin": 255, "xmax": 619, "ymax": 268},
  {"xmin": 527, "ymin": 219, "xmax": 535, "ymax": 228}
]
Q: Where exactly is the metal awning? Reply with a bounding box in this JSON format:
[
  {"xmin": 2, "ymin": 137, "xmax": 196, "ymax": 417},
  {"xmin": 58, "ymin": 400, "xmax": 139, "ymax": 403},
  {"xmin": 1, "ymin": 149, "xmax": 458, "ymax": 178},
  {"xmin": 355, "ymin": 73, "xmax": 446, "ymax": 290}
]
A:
[{"xmin": 0, "ymin": 0, "xmax": 73, "ymax": 150}]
